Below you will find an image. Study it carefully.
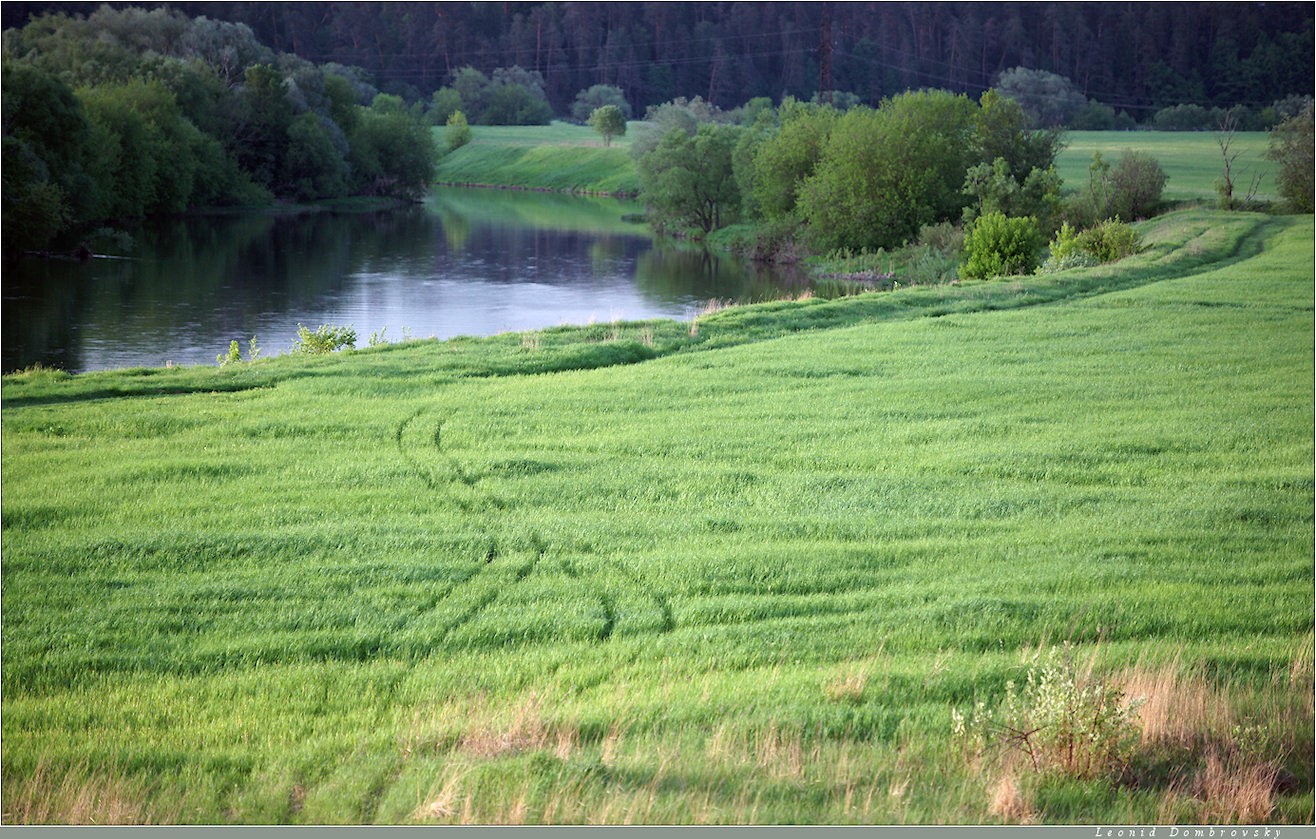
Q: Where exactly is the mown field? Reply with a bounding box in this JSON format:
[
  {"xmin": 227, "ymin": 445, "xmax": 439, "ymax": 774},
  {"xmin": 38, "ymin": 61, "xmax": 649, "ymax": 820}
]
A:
[{"xmin": 2, "ymin": 209, "xmax": 1313, "ymax": 824}]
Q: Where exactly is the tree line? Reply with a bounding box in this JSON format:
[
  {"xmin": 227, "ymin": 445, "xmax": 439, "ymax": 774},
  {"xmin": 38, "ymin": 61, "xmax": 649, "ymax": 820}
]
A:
[
  {"xmin": 2, "ymin": 6, "xmax": 438, "ymax": 255},
  {"xmin": 6, "ymin": 2, "xmax": 1308, "ymax": 119},
  {"xmin": 629, "ymin": 89, "xmax": 1314, "ymax": 265}
]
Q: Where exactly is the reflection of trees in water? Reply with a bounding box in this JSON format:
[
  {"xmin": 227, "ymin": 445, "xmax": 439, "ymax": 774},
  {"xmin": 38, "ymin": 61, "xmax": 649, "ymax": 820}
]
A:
[
  {"xmin": 589, "ymin": 235, "xmax": 626, "ymax": 274},
  {"xmin": 4, "ymin": 208, "xmax": 444, "ymax": 371},
  {"xmin": 633, "ymin": 243, "xmax": 808, "ymax": 305},
  {"xmin": 4, "ymin": 195, "xmax": 807, "ymax": 372}
]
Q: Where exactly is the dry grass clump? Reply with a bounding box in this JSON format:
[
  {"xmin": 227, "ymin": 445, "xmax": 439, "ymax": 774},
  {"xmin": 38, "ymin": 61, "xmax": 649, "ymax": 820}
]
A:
[
  {"xmin": 2, "ymin": 760, "xmax": 177, "ymax": 825},
  {"xmin": 457, "ymin": 694, "xmax": 552, "ymax": 759},
  {"xmin": 987, "ymin": 771, "xmax": 1035, "ymax": 823}
]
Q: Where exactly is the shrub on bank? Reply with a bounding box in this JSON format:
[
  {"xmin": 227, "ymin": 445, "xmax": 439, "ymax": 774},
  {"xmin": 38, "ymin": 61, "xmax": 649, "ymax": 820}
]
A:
[{"xmin": 960, "ymin": 212, "xmax": 1043, "ymax": 279}]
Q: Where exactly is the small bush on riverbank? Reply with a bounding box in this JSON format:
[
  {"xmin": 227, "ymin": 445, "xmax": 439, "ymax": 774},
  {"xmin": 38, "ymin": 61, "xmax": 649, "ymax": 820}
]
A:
[{"xmin": 292, "ymin": 323, "xmax": 357, "ymax": 355}]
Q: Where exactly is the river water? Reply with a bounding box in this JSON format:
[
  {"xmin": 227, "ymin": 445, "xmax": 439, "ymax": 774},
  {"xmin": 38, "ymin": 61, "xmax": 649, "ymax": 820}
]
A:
[{"xmin": 3, "ymin": 188, "xmax": 806, "ymax": 373}]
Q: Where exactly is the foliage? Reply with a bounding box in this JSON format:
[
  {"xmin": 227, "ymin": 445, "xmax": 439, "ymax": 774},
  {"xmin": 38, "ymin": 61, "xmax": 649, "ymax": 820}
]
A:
[
  {"xmin": 953, "ymin": 645, "xmax": 1144, "ymax": 779},
  {"xmin": 348, "ymin": 95, "xmax": 439, "ymax": 199},
  {"xmin": 994, "ymin": 67, "xmax": 1086, "ymax": 128},
  {"xmin": 1076, "ymin": 219, "xmax": 1142, "ymax": 263},
  {"xmin": 635, "ymin": 123, "xmax": 742, "ymax": 234},
  {"xmin": 1265, "ymin": 102, "xmax": 1314, "ymax": 213},
  {"xmin": 749, "ymin": 99, "xmax": 839, "ymax": 220},
  {"xmin": 1069, "ymin": 100, "xmax": 1136, "ymax": 131},
  {"xmin": 216, "ymin": 340, "xmax": 241, "ymax": 367},
  {"xmin": 1036, "ymin": 223, "xmax": 1099, "ymax": 273},
  {"xmin": 429, "ymin": 87, "xmax": 464, "ymax": 126},
  {"xmin": 571, "ymin": 84, "xmax": 631, "ymax": 122},
  {"xmin": 962, "ymin": 157, "xmax": 1062, "ymax": 230},
  {"xmin": 0, "ymin": 6, "xmax": 443, "ymax": 252},
  {"xmin": 291, "ymin": 323, "xmax": 357, "ymax": 355},
  {"xmin": 798, "ymin": 90, "xmax": 978, "ymax": 252},
  {"xmin": 587, "ymin": 105, "xmax": 627, "ymax": 147},
  {"xmin": 443, "ymin": 65, "xmax": 553, "ymax": 126},
  {"xmin": 1108, "ymin": 151, "xmax": 1168, "ymax": 221},
  {"xmin": 960, "ymin": 212, "xmax": 1044, "ymax": 279},
  {"xmin": 445, "ymin": 110, "xmax": 472, "ymax": 153}
]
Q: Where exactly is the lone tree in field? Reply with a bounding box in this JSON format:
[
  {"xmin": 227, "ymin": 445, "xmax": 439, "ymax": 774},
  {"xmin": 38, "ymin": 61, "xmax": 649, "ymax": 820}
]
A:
[{"xmin": 588, "ymin": 105, "xmax": 627, "ymax": 147}]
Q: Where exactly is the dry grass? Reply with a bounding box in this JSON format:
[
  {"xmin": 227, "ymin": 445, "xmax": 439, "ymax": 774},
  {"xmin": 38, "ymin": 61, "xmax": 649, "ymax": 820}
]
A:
[
  {"xmin": 2, "ymin": 761, "xmax": 178, "ymax": 825},
  {"xmin": 1118, "ymin": 655, "xmax": 1233, "ymax": 748},
  {"xmin": 1195, "ymin": 751, "xmax": 1281, "ymax": 823},
  {"xmin": 987, "ymin": 771, "xmax": 1034, "ymax": 823},
  {"xmin": 458, "ymin": 694, "xmax": 551, "ymax": 759}
]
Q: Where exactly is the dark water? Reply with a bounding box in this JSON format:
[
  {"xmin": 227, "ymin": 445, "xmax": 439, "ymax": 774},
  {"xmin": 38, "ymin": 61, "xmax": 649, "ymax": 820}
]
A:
[{"xmin": 3, "ymin": 189, "xmax": 807, "ymax": 373}]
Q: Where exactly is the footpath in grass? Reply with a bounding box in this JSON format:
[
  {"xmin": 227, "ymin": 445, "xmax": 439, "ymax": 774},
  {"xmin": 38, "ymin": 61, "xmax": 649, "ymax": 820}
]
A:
[{"xmin": 1, "ymin": 211, "xmax": 1312, "ymax": 824}]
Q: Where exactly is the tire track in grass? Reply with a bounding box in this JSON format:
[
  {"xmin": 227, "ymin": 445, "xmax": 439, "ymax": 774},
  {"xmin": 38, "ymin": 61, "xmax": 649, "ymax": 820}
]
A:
[{"xmin": 395, "ymin": 406, "xmax": 489, "ymax": 509}]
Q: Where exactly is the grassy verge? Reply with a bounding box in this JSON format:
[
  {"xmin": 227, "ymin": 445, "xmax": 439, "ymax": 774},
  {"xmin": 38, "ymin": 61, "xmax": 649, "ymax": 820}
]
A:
[{"xmin": 3, "ymin": 210, "xmax": 1312, "ymax": 824}]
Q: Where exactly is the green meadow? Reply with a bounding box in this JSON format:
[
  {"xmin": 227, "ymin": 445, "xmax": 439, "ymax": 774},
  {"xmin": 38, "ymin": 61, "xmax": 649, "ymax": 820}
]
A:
[
  {"xmin": 2, "ymin": 208, "xmax": 1312, "ymax": 823},
  {"xmin": 434, "ymin": 121, "xmax": 641, "ymax": 195},
  {"xmin": 1051, "ymin": 131, "xmax": 1277, "ymax": 204}
]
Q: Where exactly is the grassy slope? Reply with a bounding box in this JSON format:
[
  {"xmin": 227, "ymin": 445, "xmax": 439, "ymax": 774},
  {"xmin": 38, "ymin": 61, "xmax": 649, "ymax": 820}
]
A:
[
  {"xmin": 434, "ymin": 121, "xmax": 641, "ymax": 195},
  {"xmin": 2, "ymin": 211, "xmax": 1312, "ymax": 824}
]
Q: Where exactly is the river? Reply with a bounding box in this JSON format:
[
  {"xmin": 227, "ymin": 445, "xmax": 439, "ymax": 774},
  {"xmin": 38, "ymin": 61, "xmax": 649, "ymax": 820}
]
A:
[{"xmin": 2, "ymin": 188, "xmax": 807, "ymax": 373}]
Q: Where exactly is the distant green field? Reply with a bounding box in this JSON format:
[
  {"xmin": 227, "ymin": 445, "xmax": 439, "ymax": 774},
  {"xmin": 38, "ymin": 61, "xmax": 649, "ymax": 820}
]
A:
[
  {"xmin": 3, "ymin": 210, "xmax": 1312, "ymax": 824},
  {"xmin": 1057, "ymin": 130, "xmax": 1278, "ymax": 202},
  {"xmin": 434, "ymin": 121, "xmax": 642, "ymax": 195}
]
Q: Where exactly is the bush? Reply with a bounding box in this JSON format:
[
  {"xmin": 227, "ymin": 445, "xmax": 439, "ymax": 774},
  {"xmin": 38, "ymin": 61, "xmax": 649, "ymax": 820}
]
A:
[
  {"xmin": 292, "ymin": 323, "xmax": 356, "ymax": 355},
  {"xmin": 445, "ymin": 110, "xmax": 472, "ymax": 152},
  {"xmin": 1152, "ymin": 104, "xmax": 1214, "ymax": 131},
  {"xmin": 1265, "ymin": 102, "xmax": 1314, "ymax": 213},
  {"xmin": 1108, "ymin": 151, "xmax": 1167, "ymax": 220},
  {"xmin": 959, "ymin": 212, "xmax": 1043, "ymax": 280},
  {"xmin": 1076, "ymin": 218, "xmax": 1141, "ymax": 263},
  {"xmin": 953, "ymin": 644, "xmax": 1143, "ymax": 779},
  {"xmin": 571, "ymin": 84, "xmax": 631, "ymax": 122}
]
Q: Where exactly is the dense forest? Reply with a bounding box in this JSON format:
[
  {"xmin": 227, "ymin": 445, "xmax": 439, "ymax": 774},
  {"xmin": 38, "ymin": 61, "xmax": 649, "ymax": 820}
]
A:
[
  {"xmin": 3, "ymin": 2, "xmax": 1312, "ymax": 257},
  {"xmin": 5, "ymin": 2, "xmax": 1312, "ymax": 116}
]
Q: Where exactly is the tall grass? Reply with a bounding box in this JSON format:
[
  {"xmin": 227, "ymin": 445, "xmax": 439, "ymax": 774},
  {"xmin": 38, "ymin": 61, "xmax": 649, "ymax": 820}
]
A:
[{"xmin": 2, "ymin": 210, "xmax": 1311, "ymax": 824}]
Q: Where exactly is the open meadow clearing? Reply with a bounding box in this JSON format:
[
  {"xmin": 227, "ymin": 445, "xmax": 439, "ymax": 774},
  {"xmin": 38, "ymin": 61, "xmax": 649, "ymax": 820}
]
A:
[{"xmin": 2, "ymin": 210, "xmax": 1313, "ymax": 823}]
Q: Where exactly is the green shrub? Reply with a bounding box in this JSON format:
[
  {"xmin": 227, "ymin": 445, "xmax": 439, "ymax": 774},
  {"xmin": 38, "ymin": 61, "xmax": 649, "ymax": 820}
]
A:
[
  {"xmin": 1109, "ymin": 151, "xmax": 1168, "ymax": 221},
  {"xmin": 1266, "ymin": 102, "xmax": 1314, "ymax": 213},
  {"xmin": 1076, "ymin": 219, "xmax": 1141, "ymax": 263},
  {"xmin": 445, "ymin": 110, "xmax": 472, "ymax": 152},
  {"xmin": 959, "ymin": 212, "xmax": 1043, "ymax": 280},
  {"xmin": 953, "ymin": 644, "xmax": 1144, "ymax": 779},
  {"xmin": 216, "ymin": 340, "xmax": 241, "ymax": 367},
  {"xmin": 292, "ymin": 323, "xmax": 357, "ymax": 355}
]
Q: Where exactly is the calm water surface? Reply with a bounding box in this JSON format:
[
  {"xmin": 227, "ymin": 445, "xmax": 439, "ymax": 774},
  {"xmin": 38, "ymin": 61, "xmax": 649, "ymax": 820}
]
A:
[{"xmin": 3, "ymin": 188, "xmax": 806, "ymax": 373}]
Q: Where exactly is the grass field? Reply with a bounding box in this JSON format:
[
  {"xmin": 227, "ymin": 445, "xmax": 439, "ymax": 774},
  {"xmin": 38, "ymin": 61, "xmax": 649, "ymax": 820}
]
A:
[
  {"xmin": 1057, "ymin": 131, "xmax": 1279, "ymax": 203},
  {"xmin": 2, "ymin": 208, "xmax": 1312, "ymax": 824},
  {"xmin": 434, "ymin": 121, "xmax": 641, "ymax": 195}
]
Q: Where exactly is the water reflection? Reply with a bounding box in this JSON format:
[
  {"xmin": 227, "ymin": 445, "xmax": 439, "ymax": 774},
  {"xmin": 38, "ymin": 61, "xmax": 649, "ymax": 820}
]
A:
[{"xmin": 4, "ymin": 189, "xmax": 805, "ymax": 373}]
